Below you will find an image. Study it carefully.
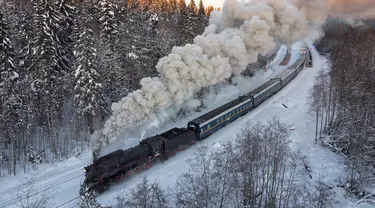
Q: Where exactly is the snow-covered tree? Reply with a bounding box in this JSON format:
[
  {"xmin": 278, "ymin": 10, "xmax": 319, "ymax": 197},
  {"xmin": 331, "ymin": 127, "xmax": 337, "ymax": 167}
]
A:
[
  {"xmin": 74, "ymin": 0, "xmax": 107, "ymax": 133},
  {"xmin": 27, "ymin": 144, "xmax": 43, "ymax": 164},
  {"xmin": 0, "ymin": 0, "xmax": 215, "ymax": 175},
  {"xmin": 176, "ymin": 0, "xmax": 188, "ymax": 45},
  {"xmin": 197, "ymin": 0, "xmax": 207, "ymax": 34},
  {"xmin": 114, "ymin": 177, "xmax": 169, "ymax": 208},
  {"xmin": 96, "ymin": 0, "xmax": 118, "ymax": 48},
  {"xmin": 0, "ymin": 11, "xmax": 18, "ymax": 103},
  {"xmin": 54, "ymin": 0, "xmax": 76, "ymax": 74},
  {"xmin": 27, "ymin": 0, "xmax": 76, "ymax": 160},
  {"xmin": 0, "ymin": 9, "xmax": 26, "ymax": 176},
  {"xmin": 186, "ymin": 0, "xmax": 198, "ymax": 42}
]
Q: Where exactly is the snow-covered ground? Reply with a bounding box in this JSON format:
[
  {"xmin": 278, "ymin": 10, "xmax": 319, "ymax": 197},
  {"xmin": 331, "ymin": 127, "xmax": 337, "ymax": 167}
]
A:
[
  {"xmin": 0, "ymin": 42, "xmax": 371, "ymax": 208},
  {"xmin": 97, "ymin": 43, "xmax": 301, "ymax": 158},
  {"xmin": 95, "ymin": 43, "xmax": 355, "ymax": 207},
  {"xmin": 266, "ymin": 45, "xmax": 288, "ymax": 69}
]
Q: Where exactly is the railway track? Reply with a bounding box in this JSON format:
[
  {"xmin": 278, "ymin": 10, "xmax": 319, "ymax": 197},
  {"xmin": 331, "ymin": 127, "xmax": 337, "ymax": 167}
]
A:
[
  {"xmin": 0, "ymin": 47, "xmax": 309, "ymax": 208},
  {"xmin": 280, "ymin": 53, "xmax": 291, "ymax": 66},
  {"xmin": 77, "ymin": 47, "xmax": 311, "ymax": 208},
  {"xmin": 54, "ymin": 196, "xmax": 80, "ymax": 208},
  {"xmin": 0, "ymin": 169, "xmax": 84, "ymax": 208}
]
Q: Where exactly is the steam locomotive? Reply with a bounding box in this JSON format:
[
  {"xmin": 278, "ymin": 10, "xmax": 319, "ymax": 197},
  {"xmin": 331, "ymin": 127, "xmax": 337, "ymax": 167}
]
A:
[{"xmin": 80, "ymin": 47, "xmax": 312, "ymax": 196}]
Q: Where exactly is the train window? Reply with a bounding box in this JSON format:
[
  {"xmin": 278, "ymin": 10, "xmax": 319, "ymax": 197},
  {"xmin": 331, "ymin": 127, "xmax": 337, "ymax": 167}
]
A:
[{"xmin": 208, "ymin": 124, "xmax": 210, "ymax": 129}]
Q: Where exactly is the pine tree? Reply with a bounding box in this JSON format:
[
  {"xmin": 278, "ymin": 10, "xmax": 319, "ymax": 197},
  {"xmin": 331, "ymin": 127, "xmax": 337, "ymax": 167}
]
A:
[
  {"xmin": 206, "ymin": 5, "xmax": 214, "ymax": 15},
  {"xmin": 29, "ymin": 0, "xmax": 70, "ymax": 145},
  {"xmin": 197, "ymin": 0, "xmax": 207, "ymax": 34},
  {"xmin": 188, "ymin": 0, "xmax": 197, "ymax": 14},
  {"xmin": 169, "ymin": 0, "xmax": 178, "ymax": 13},
  {"xmin": 0, "ymin": 12, "xmax": 18, "ymax": 97},
  {"xmin": 94, "ymin": 0, "xmax": 126, "ymax": 102},
  {"xmin": 198, "ymin": 0, "xmax": 205, "ymax": 16},
  {"xmin": 55, "ymin": 0, "xmax": 76, "ymax": 73},
  {"xmin": 96, "ymin": 0, "xmax": 118, "ymax": 48},
  {"xmin": 116, "ymin": 8, "xmax": 161, "ymax": 92},
  {"xmin": 0, "ymin": 11, "xmax": 21, "ymax": 134},
  {"xmin": 74, "ymin": 0, "xmax": 107, "ymax": 133},
  {"xmin": 176, "ymin": 0, "xmax": 188, "ymax": 45},
  {"xmin": 185, "ymin": 0, "xmax": 198, "ymax": 43},
  {"xmin": 0, "ymin": 9, "xmax": 25, "ymax": 175}
]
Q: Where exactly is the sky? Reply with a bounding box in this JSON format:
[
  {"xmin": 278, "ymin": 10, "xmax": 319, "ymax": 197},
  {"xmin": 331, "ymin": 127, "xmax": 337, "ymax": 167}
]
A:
[
  {"xmin": 203, "ymin": 0, "xmax": 224, "ymax": 7},
  {"xmin": 187, "ymin": 0, "xmax": 224, "ymax": 8}
]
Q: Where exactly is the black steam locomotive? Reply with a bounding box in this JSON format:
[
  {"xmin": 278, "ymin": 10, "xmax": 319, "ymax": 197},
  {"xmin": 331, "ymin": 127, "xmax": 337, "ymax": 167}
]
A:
[{"xmin": 80, "ymin": 47, "xmax": 312, "ymax": 196}]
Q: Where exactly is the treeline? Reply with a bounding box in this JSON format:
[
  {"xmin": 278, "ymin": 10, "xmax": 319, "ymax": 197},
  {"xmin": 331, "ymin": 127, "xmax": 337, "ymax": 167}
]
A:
[
  {"xmin": 312, "ymin": 19, "xmax": 375, "ymax": 196},
  {"xmin": 105, "ymin": 118, "xmax": 335, "ymax": 208},
  {"xmin": 0, "ymin": 0, "xmax": 216, "ymax": 176}
]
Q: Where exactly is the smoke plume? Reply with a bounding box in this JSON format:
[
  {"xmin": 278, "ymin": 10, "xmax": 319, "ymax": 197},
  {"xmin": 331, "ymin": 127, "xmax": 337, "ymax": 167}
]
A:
[
  {"xmin": 327, "ymin": 0, "xmax": 375, "ymax": 18},
  {"xmin": 92, "ymin": 0, "xmax": 372, "ymax": 156}
]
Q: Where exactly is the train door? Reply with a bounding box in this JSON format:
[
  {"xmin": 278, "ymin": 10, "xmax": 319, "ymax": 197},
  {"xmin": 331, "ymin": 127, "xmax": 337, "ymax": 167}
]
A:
[
  {"xmin": 160, "ymin": 142, "xmax": 166, "ymax": 160},
  {"xmin": 155, "ymin": 142, "xmax": 166, "ymax": 160},
  {"xmin": 187, "ymin": 122, "xmax": 201, "ymax": 141}
]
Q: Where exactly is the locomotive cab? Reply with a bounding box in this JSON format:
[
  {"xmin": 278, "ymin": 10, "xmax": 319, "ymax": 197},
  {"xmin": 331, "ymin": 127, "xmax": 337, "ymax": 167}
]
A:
[{"xmin": 187, "ymin": 122, "xmax": 201, "ymax": 140}]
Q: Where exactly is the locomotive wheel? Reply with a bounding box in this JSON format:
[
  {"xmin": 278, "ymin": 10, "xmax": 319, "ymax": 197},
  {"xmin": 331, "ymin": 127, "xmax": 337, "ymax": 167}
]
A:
[
  {"xmin": 181, "ymin": 144, "xmax": 189, "ymax": 151},
  {"xmin": 126, "ymin": 170, "xmax": 134, "ymax": 177},
  {"xmin": 135, "ymin": 166, "xmax": 143, "ymax": 173},
  {"xmin": 144, "ymin": 162, "xmax": 152, "ymax": 170},
  {"xmin": 115, "ymin": 174, "xmax": 124, "ymax": 182},
  {"xmin": 96, "ymin": 184, "xmax": 107, "ymax": 194}
]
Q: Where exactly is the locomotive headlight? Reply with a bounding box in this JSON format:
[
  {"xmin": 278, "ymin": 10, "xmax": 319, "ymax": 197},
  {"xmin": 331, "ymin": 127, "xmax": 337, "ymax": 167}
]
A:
[{"xmin": 84, "ymin": 168, "xmax": 86, "ymax": 173}]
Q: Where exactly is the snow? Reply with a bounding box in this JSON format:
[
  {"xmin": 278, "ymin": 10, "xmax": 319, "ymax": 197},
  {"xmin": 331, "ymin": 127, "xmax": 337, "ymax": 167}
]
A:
[
  {"xmin": 0, "ymin": 42, "xmax": 373, "ymax": 208},
  {"xmin": 267, "ymin": 45, "xmax": 288, "ymax": 69},
  {"xmin": 94, "ymin": 42, "xmax": 355, "ymax": 207},
  {"xmin": 127, "ymin": 52, "xmax": 138, "ymax": 59}
]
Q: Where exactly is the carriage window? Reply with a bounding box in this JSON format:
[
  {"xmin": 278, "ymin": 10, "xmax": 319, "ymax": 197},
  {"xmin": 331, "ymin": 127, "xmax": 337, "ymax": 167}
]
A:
[{"xmin": 208, "ymin": 124, "xmax": 210, "ymax": 129}]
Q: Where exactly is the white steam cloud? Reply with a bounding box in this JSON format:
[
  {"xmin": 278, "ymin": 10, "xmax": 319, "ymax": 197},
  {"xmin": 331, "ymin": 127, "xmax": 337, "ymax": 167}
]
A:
[{"xmin": 91, "ymin": 0, "xmax": 356, "ymax": 156}]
